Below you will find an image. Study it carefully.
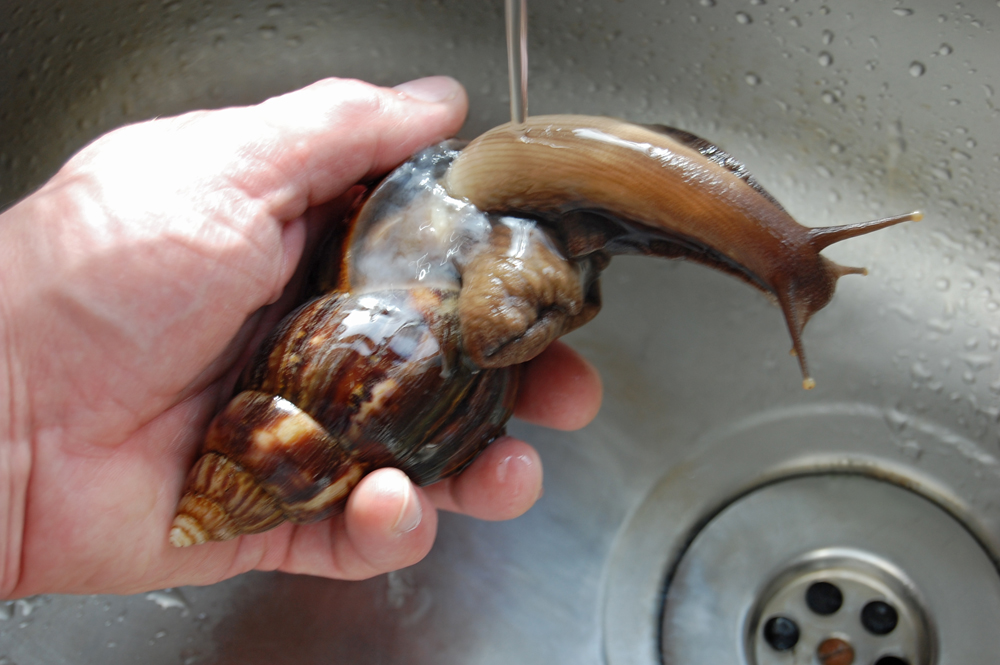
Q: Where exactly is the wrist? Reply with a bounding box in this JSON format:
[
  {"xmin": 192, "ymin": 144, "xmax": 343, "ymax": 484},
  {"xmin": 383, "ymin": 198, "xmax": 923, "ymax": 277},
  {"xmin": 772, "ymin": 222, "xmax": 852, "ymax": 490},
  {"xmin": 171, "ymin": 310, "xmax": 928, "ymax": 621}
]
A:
[{"xmin": 0, "ymin": 199, "xmax": 35, "ymax": 599}]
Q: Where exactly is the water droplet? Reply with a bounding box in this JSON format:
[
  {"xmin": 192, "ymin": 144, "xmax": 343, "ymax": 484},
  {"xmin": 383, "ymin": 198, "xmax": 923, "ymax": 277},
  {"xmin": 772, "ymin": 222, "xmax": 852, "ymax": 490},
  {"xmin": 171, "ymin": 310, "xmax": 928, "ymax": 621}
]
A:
[
  {"xmin": 884, "ymin": 409, "xmax": 909, "ymax": 433},
  {"xmin": 822, "ymin": 29, "xmax": 835, "ymax": 45},
  {"xmin": 146, "ymin": 589, "xmax": 190, "ymax": 614},
  {"xmin": 966, "ymin": 138, "xmax": 977, "ymax": 149},
  {"xmin": 700, "ymin": 0, "xmax": 716, "ymax": 6},
  {"xmin": 888, "ymin": 303, "xmax": 918, "ymax": 323},
  {"xmin": 911, "ymin": 362, "xmax": 934, "ymax": 379},
  {"xmin": 745, "ymin": 72, "xmax": 761, "ymax": 86},
  {"xmin": 909, "ymin": 61, "xmax": 926, "ymax": 77},
  {"xmin": 952, "ymin": 149, "xmax": 971, "ymax": 160},
  {"xmin": 258, "ymin": 25, "xmax": 277, "ymax": 39},
  {"xmin": 935, "ymin": 277, "xmax": 951, "ymax": 291},
  {"xmin": 893, "ymin": 7, "xmax": 914, "ymax": 17},
  {"xmin": 821, "ymin": 90, "xmax": 839, "ymax": 104},
  {"xmin": 898, "ymin": 440, "xmax": 923, "ymax": 460},
  {"xmin": 266, "ymin": 3, "xmax": 285, "ymax": 16},
  {"xmin": 948, "ymin": 98, "xmax": 961, "ymax": 106},
  {"xmin": 927, "ymin": 318, "xmax": 953, "ymax": 334},
  {"xmin": 735, "ymin": 11, "xmax": 753, "ymax": 24},
  {"xmin": 14, "ymin": 598, "xmax": 42, "ymax": 617},
  {"xmin": 931, "ymin": 166, "xmax": 952, "ymax": 180},
  {"xmin": 750, "ymin": 0, "xmax": 766, "ymax": 5},
  {"xmin": 963, "ymin": 354, "xmax": 993, "ymax": 372},
  {"xmin": 789, "ymin": 16, "xmax": 802, "ymax": 27},
  {"xmin": 937, "ymin": 43, "xmax": 953, "ymax": 56},
  {"xmin": 818, "ymin": 51, "xmax": 834, "ymax": 67},
  {"xmin": 829, "ymin": 141, "xmax": 844, "ymax": 154},
  {"xmin": 107, "ymin": 642, "xmax": 117, "ymax": 649},
  {"xmin": 154, "ymin": 630, "xmax": 168, "ymax": 639}
]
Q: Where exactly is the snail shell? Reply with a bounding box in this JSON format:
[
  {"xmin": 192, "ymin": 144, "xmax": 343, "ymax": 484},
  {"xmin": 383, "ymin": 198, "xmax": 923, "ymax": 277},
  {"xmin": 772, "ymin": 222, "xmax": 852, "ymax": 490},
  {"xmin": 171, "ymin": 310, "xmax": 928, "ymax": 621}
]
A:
[
  {"xmin": 171, "ymin": 116, "xmax": 918, "ymax": 546},
  {"xmin": 171, "ymin": 288, "xmax": 521, "ymax": 545}
]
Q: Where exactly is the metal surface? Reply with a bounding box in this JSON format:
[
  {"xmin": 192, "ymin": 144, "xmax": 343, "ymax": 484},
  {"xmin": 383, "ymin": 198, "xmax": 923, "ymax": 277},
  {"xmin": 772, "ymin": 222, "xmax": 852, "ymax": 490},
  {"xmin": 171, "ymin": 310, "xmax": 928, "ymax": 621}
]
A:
[
  {"xmin": 2, "ymin": 0, "xmax": 1000, "ymax": 663},
  {"xmin": 505, "ymin": 0, "xmax": 528, "ymax": 124}
]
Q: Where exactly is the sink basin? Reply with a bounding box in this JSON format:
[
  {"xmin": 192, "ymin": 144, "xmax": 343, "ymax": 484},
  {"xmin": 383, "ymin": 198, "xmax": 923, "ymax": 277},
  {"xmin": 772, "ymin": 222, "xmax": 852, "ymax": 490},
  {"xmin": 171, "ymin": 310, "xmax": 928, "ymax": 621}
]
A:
[{"xmin": 3, "ymin": 1, "xmax": 999, "ymax": 663}]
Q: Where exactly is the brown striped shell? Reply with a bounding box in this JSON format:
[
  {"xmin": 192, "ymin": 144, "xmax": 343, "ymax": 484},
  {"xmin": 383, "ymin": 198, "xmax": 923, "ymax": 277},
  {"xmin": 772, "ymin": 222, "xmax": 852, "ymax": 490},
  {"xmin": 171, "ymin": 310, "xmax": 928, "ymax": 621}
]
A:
[{"xmin": 170, "ymin": 116, "xmax": 917, "ymax": 546}]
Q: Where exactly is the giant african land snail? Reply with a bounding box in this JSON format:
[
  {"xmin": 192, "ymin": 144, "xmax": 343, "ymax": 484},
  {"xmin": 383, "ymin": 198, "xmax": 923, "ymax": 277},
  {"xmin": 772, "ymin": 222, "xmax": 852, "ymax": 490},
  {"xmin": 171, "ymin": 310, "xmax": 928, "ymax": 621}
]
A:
[{"xmin": 170, "ymin": 115, "xmax": 919, "ymax": 546}]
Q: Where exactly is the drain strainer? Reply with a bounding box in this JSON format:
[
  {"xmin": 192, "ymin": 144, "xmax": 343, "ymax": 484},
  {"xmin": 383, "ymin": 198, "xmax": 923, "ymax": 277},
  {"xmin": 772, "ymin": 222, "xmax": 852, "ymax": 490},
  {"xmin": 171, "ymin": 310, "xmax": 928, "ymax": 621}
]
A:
[
  {"xmin": 748, "ymin": 549, "xmax": 931, "ymax": 665},
  {"xmin": 660, "ymin": 474, "xmax": 993, "ymax": 664}
]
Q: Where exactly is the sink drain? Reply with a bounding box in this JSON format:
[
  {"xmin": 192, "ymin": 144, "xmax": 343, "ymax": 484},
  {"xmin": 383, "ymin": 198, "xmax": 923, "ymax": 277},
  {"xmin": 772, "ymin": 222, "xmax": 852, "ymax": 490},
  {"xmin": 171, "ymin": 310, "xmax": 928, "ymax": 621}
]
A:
[
  {"xmin": 602, "ymin": 406, "xmax": 1000, "ymax": 665},
  {"xmin": 660, "ymin": 474, "xmax": 989, "ymax": 664}
]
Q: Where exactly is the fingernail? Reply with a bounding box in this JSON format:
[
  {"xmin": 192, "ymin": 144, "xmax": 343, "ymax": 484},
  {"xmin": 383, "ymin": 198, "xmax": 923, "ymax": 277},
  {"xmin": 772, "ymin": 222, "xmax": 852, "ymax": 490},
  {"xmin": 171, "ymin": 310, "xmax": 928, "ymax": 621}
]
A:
[
  {"xmin": 393, "ymin": 482, "xmax": 422, "ymax": 535},
  {"xmin": 394, "ymin": 76, "xmax": 460, "ymax": 103}
]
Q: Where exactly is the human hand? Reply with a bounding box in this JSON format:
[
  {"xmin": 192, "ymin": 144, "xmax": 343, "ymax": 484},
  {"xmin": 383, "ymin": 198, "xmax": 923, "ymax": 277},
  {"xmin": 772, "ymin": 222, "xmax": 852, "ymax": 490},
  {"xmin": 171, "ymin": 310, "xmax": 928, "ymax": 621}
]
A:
[{"xmin": 0, "ymin": 76, "xmax": 602, "ymax": 598}]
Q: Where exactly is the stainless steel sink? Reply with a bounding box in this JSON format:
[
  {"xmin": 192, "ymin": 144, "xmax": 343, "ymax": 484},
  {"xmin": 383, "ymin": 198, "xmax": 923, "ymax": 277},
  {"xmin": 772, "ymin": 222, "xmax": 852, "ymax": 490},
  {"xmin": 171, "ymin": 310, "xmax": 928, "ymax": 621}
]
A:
[{"xmin": 3, "ymin": 1, "xmax": 999, "ymax": 663}]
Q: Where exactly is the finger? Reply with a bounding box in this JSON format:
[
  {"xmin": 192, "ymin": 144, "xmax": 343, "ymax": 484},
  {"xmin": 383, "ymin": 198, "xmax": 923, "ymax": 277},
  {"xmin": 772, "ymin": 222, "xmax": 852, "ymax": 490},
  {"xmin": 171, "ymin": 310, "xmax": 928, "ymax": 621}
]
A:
[
  {"xmin": 245, "ymin": 75, "xmax": 469, "ymax": 220},
  {"xmin": 276, "ymin": 468, "xmax": 439, "ymax": 580},
  {"xmin": 514, "ymin": 340, "xmax": 603, "ymax": 431},
  {"xmin": 424, "ymin": 437, "xmax": 543, "ymax": 520},
  {"xmin": 336, "ymin": 468, "xmax": 438, "ymax": 578}
]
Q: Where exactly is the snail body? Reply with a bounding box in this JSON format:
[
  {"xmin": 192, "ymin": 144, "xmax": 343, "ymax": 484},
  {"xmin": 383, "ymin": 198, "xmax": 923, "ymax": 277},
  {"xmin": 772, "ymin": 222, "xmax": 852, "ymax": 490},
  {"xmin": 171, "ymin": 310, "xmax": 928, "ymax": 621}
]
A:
[{"xmin": 170, "ymin": 116, "xmax": 918, "ymax": 546}]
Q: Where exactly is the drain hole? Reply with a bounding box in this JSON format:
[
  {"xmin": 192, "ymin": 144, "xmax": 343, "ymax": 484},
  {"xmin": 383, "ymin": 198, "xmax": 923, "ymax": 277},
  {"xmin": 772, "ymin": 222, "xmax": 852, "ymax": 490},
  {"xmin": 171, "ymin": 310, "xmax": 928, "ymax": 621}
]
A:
[
  {"xmin": 873, "ymin": 657, "xmax": 909, "ymax": 665},
  {"xmin": 762, "ymin": 616, "xmax": 800, "ymax": 651},
  {"xmin": 861, "ymin": 600, "xmax": 899, "ymax": 635},
  {"xmin": 806, "ymin": 581, "xmax": 844, "ymax": 615}
]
